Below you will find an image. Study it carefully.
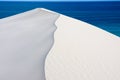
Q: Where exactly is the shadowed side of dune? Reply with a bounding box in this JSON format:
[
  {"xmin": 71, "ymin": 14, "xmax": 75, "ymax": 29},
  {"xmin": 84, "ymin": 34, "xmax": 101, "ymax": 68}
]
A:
[{"xmin": 0, "ymin": 8, "xmax": 59, "ymax": 80}]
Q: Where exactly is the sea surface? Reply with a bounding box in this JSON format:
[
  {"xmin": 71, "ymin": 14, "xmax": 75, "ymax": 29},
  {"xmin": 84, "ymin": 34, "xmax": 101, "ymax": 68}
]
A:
[{"xmin": 0, "ymin": 1, "xmax": 120, "ymax": 37}]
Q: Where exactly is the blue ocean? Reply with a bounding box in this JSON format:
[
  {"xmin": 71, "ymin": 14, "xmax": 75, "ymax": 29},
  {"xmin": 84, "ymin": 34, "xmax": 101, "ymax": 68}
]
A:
[{"xmin": 0, "ymin": 1, "xmax": 120, "ymax": 37}]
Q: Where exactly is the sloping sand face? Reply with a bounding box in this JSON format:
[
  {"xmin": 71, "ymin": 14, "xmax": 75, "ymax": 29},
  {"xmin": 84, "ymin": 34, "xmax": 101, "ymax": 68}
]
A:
[
  {"xmin": 45, "ymin": 14, "xmax": 120, "ymax": 80},
  {"xmin": 0, "ymin": 8, "xmax": 59, "ymax": 80},
  {"xmin": 0, "ymin": 8, "xmax": 120, "ymax": 80}
]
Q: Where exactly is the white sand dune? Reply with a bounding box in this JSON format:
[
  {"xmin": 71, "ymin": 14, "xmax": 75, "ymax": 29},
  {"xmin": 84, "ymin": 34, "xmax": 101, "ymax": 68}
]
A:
[
  {"xmin": 0, "ymin": 8, "xmax": 120, "ymax": 80},
  {"xmin": 45, "ymin": 9, "xmax": 120, "ymax": 80},
  {"xmin": 0, "ymin": 8, "xmax": 59, "ymax": 80}
]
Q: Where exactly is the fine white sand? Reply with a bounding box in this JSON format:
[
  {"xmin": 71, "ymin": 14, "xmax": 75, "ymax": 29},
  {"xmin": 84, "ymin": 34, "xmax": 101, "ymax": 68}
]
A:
[
  {"xmin": 0, "ymin": 8, "xmax": 120, "ymax": 80},
  {"xmin": 45, "ymin": 14, "xmax": 120, "ymax": 80},
  {"xmin": 0, "ymin": 8, "xmax": 59, "ymax": 80}
]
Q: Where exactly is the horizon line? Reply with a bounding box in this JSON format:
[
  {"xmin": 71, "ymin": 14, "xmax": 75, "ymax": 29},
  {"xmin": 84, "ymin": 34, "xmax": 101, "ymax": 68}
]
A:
[{"xmin": 0, "ymin": 0, "xmax": 120, "ymax": 2}]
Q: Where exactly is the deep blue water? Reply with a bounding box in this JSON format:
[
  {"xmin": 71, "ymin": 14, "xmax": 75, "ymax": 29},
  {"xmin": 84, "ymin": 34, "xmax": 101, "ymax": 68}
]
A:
[{"xmin": 0, "ymin": 1, "xmax": 120, "ymax": 37}]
